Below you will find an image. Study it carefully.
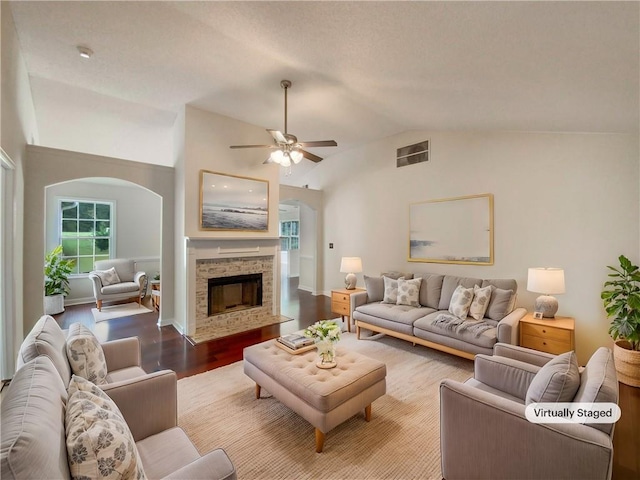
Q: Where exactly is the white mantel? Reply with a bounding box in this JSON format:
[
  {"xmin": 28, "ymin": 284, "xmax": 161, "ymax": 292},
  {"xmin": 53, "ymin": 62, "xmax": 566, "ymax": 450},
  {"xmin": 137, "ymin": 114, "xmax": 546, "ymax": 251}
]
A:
[{"xmin": 184, "ymin": 237, "xmax": 281, "ymax": 336}]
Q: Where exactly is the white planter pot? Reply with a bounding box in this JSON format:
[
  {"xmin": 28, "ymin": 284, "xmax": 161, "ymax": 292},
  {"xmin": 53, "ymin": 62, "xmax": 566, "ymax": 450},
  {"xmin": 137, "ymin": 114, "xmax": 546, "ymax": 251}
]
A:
[{"xmin": 43, "ymin": 294, "xmax": 65, "ymax": 315}]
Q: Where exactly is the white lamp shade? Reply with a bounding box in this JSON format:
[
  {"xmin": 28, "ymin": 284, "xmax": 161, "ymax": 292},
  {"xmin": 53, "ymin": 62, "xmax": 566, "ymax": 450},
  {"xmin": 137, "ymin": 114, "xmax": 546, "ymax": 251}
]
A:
[
  {"xmin": 290, "ymin": 150, "xmax": 303, "ymax": 164},
  {"xmin": 270, "ymin": 150, "xmax": 284, "ymax": 164},
  {"xmin": 340, "ymin": 257, "xmax": 363, "ymax": 273},
  {"xmin": 527, "ymin": 267, "xmax": 565, "ymax": 295}
]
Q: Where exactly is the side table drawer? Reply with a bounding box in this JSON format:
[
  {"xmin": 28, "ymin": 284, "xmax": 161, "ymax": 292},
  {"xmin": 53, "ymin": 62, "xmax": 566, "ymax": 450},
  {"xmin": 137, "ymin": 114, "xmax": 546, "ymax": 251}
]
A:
[
  {"xmin": 521, "ymin": 322, "xmax": 571, "ymax": 343},
  {"xmin": 331, "ymin": 292, "xmax": 351, "ymax": 303},
  {"xmin": 521, "ymin": 334, "xmax": 571, "ymax": 355},
  {"xmin": 332, "ymin": 301, "xmax": 349, "ymax": 316}
]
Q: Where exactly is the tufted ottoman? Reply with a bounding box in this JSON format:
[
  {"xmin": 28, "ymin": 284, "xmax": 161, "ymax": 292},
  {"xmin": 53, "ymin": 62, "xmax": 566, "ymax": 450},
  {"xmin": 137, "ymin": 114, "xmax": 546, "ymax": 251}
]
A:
[{"xmin": 243, "ymin": 340, "xmax": 386, "ymax": 452}]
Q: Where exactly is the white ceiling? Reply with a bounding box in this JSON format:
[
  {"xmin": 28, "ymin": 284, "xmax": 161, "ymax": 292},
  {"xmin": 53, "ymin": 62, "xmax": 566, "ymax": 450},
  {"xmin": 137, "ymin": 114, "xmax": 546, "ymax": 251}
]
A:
[{"xmin": 8, "ymin": 1, "xmax": 639, "ymax": 183}]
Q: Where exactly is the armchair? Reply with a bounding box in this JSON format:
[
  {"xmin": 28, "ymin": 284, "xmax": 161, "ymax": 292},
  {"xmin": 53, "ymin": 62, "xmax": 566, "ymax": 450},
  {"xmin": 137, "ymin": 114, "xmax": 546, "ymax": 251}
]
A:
[
  {"xmin": 89, "ymin": 258, "xmax": 147, "ymax": 311},
  {"xmin": 440, "ymin": 343, "xmax": 619, "ymax": 480}
]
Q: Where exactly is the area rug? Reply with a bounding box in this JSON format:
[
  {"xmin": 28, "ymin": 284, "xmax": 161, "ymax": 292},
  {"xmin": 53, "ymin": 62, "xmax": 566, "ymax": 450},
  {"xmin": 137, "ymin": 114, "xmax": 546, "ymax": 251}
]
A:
[
  {"xmin": 177, "ymin": 332, "xmax": 474, "ymax": 479},
  {"xmin": 91, "ymin": 302, "xmax": 152, "ymax": 322}
]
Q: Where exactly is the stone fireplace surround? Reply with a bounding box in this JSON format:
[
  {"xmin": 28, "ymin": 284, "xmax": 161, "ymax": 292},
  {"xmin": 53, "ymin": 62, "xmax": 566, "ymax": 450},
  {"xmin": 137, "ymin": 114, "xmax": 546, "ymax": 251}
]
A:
[{"xmin": 185, "ymin": 238, "xmax": 283, "ymax": 343}]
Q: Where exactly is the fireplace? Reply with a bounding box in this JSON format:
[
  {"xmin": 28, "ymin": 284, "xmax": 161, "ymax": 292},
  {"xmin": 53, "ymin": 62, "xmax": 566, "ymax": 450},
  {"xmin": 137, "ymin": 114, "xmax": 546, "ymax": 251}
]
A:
[{"xmin": 208, "ymin": 273, "xmax": 263, "ymax": 316}]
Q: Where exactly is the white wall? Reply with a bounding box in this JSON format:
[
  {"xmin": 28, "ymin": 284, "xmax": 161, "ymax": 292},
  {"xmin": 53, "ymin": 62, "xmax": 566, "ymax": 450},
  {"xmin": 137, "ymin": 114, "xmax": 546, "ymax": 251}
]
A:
[
  {"xmin": 45, "ymin": 179, "xmax": 161, "ymax": 303},
  {"xmin": 0, "ymin": 4, "xmax": 39, "ymax": 377},
  {"xmin": 301, "ymin": 130, "xmax": 639, "ymax": 364},
  {"xmin": 279, "ymin": 205, "xmax": 299, "ymax": 277}
]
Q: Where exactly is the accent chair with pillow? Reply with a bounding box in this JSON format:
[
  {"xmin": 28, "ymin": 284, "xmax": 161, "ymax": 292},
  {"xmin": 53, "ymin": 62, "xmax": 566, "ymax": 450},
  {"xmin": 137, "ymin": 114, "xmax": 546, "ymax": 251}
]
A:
[
  {"xmin": 440, "ymin": 343, "xmax": 618, "ymax": 480},
  {"xmin": 89, "ymin": 258, "xmax": 147, "ymax": 311}
]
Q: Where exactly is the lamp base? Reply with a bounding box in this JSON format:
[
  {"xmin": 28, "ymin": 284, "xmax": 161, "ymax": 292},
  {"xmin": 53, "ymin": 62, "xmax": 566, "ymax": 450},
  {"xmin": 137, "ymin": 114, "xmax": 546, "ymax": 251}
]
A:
[
  {"xmin": 534, "ymin": 295, "xmax": 558, "ymax": 318},
  {"xmin": 344, "ymin": 273, "xmax": 357, "ymax": 290}
]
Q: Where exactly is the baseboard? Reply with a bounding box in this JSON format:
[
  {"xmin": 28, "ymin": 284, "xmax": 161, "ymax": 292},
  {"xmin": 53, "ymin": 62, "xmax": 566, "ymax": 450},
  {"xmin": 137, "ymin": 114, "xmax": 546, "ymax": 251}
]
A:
[{"xmin": 65, "ymin": 297, "xmax": 95, "ymax": 306}]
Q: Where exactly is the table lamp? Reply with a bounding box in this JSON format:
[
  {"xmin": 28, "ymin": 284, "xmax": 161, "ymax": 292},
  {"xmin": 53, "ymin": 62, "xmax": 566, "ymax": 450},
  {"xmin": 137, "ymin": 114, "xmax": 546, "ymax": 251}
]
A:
[
  {"xmin": 340, "ymin": 257, "xmax": 363, "ymax": 290},
  {"xmin": 527, "ymin": 267, "xmax": 565, "ymax": 318}
]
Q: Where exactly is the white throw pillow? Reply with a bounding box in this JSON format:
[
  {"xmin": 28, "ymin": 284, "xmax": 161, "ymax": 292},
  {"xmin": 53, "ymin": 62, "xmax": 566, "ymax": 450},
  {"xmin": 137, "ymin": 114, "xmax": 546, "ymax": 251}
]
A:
[
  {"xmin": 93, "ymin": 267, "xmax": 121, "ymax": 286},
  {"xmin": 448, "ymin": 285, "xmax": 474, "ymax": 319},
  {"xmin": 66, "ymin": 375, "xmax": 146, "ymax": 480},
  {"xmin": 382, "ymin": 276, "xmax": 403, "ymax": 304},
  {"xmin": 66, "ymin": 325, "xmax": 108, "ymax": 385},
  {"xmin": 469, "ymin": 285, "xmax": 493, "ymax": 320},
  {"xmin": 396, "ymin": 277, "xmax": 423, "ymax": 307}
]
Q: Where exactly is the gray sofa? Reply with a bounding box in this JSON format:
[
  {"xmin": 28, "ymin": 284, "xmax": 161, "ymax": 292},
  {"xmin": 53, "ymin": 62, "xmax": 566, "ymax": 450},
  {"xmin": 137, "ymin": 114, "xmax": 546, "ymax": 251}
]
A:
[
  {"xmin": 440, "ymin": 343, "xmax": 618, "ymax": 479},
  {"xmin": 1, "ymin": 316, "xmax": 236, "ymax": 480},
  {"xmin": 353, "ymin": 272, "xmax": 527, "ymax": 359}
]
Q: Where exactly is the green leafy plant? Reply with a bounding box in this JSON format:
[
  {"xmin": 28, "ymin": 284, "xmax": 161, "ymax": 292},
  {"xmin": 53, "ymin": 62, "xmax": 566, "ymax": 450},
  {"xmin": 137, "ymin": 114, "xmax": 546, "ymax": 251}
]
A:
[
  {"xmin": 44, "ymin": 245, "xmax": 75, "ymax": 297},
  {"xmin": 601, "ymin": 255, "xmax": 640, "ymax": 351},
  {"xmin": 303, "ymin": 320, "xmax": 341, "ymax": 343}
]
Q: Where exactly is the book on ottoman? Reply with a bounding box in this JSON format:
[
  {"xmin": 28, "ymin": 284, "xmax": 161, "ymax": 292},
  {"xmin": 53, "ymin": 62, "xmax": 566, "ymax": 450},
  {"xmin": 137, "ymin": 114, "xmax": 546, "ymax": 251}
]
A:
[{"xmin": 277, "ymin": 333, "xmax": 314, "ymax": 350}]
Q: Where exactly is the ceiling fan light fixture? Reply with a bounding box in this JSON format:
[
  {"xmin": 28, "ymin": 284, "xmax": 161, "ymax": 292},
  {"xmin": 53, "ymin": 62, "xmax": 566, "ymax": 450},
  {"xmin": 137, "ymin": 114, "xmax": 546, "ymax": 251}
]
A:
[
  {"xmin": 290, "ymin": 150, "xmax": 303, "ymax": 164},
  {"xmin": 280, "ymin": 153, "xmax": 292, "ymax": 167},
  {"xmin": 270, "ymin": 149, "xmax": 284, "ymax": 164}
]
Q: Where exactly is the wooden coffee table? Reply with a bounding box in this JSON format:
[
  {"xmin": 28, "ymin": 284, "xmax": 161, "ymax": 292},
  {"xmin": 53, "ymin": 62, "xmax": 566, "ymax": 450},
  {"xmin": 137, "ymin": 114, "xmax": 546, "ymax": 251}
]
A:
[{"xmin": 243, "ymin": 340, "xmax": 386, "ymax": 452}]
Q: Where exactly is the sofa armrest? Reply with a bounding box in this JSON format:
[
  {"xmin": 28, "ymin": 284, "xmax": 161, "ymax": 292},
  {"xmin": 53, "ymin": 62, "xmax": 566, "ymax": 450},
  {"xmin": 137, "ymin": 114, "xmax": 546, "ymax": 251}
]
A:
[
  {"xmin": 102, "ymin": 337, "xmax": 141, "ymax": 371},
  {"xmin": 440, "ymin": 379, "xmax": 614, "ymax": 480},
  {"xmin": 494, "ymin": 342, "xmax": 556, "ymax": 367},
  {"xmin": 162, "ymin": 449, "xmax": 237, "ymax": 480},
  {"xmin": 495, "ymin": 307, "xmax": 526, "ymax": 344},
  {"xmin": 88, "ymin": 273, "xmax": 103, "ymax": 296},
  {"xmin": 474, "ymin": 354, "xmax": 540, "ymax": 400},
  {"xmin": 102, "ymin": 370, "xmax": 177, "ymax": 442},
  {"xmin": 134, "ymin": 271, "xmax": 146, "ymax": 285},
  {"xmin": 350, "ymin": 291, "xmax": 369, "ymax": 317}
]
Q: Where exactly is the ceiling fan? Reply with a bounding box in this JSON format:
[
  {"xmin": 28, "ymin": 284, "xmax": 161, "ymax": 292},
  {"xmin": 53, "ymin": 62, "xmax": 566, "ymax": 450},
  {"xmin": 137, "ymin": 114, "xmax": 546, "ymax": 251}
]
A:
[{"xmin": 230, "ymin": 80, "xmax": 337, "ymax": 167}]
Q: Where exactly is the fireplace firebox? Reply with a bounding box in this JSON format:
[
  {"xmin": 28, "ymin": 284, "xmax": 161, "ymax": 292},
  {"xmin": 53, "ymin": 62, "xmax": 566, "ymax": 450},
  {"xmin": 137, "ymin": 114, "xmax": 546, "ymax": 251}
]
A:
[{"xmin": 207, "ymin": 273, "xmax": 263, "ymax": 316}]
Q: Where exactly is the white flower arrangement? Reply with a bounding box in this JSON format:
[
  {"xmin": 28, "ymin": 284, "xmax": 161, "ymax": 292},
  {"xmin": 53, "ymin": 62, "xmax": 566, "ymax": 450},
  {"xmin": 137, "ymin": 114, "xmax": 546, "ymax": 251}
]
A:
[{"xmin": 303, "ymin": 320, "xmax": 341, "ymax": 343}]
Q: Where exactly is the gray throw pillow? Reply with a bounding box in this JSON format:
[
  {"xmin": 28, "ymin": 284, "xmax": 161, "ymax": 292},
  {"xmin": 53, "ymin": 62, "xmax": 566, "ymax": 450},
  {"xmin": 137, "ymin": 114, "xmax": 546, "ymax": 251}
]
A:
[
  {"xmin": 469, "ymin": 284, "xmax": 493, "ymax": 320},
  {"xmin": 382, "ymin": 276, "xmax": 402, "ymax": 304},
  {"xmin": 364, "ymin": 275, "xmax": 384, "ymax": 302},
  {"xmin": 448, "ymin": 285, "xmax": 474, "ymax": 319},
  {"xmin": 485, "ymin": 288, "xmax": 515, "ymax": 321},
  {"xmin": 526, "ymin": 351, "xmax": 580, "ymax": 404},
  {"xmin": 396, "ymin": 277, "xmax": 422, "ymax": 307}
]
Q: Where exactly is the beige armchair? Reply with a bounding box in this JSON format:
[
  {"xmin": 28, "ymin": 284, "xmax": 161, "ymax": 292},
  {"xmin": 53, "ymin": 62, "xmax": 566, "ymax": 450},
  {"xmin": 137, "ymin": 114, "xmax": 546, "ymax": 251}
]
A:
[
  {"xmin": 440, "ymin": 343, "xmax": 619, "ymax": 480},
  {"xmin": 89, "ymin": 258, "xmax": 147, "ymax": 311}
]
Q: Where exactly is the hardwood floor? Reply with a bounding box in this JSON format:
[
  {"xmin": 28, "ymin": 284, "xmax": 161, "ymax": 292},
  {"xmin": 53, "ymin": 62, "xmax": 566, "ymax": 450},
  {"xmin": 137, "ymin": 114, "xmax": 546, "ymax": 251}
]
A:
[{"xmin": 55, "ymin": 277, "xmax": 332, "ymax": 379}]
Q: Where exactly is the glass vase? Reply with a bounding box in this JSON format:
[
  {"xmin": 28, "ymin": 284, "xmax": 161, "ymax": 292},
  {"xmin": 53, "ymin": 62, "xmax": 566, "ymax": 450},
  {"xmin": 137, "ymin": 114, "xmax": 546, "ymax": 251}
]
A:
[{"xmin": 315, "ymin": 339, "xmax": 337, "ymax": 368}]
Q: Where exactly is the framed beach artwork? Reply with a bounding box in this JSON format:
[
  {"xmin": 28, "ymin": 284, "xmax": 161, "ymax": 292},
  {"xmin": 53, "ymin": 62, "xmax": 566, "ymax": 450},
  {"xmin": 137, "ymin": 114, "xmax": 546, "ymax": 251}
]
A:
[
  {"xmin": 408, "ymin": 193, "xmax": 494, "ymax": 265},
  {"xmin": 199, "ymin": 170, "xmax": 269, "ymax": 231}
]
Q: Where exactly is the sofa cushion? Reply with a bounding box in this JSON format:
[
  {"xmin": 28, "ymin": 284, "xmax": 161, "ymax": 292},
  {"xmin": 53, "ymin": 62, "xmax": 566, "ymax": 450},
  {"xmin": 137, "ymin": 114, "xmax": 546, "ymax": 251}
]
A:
[
  {"xmin": 397, "ymin": 277, "xmax": 422, "ymax": 307},
  {"xmin": 438, "ymin": 276, "xmax": 483, "ymax": 310},
  {"xmin": 16, "ymin": 315, "xmax": 71, "ymax": 386},
  {"xmin": 66, "ymin": 323, "xmax": 108, "ymax": 385},
  {"xmin": 415, "ymin": 273, "xmax": 444, "ymax": 309},
  {"xmin": 413, "ymin": 311, "xmax": 499, "ymax": 349},
  {"xmin": 448, "ymin": 285, "xmax": 474, "ymax": 319},
  {"xmin": 356, "ymin": 302, "xmax": 436, "ymax": 326},
  {"xmin": 525, "ymin": 351, "xmax": 580, "ymax": 404},
  {"xmin": 66, "ymin": 375, "xmax": 146, "ymax": 480},
  {"xmin": 364, "ymin": 275, "xmax": 384, "ymax": 302},
  {"xmin": 1, "ymin": 356, "xmax": 70, "ymax": 480},
  {"xmin": 95, "ymin": 259, "xmax": 136, "ymax": 283},
  {"xmin": 485, "ymin": 287, "xmax": 516, "ymax": 321},
  {"xmin": 135, "ymin": 427, "xmax": 201, "ymax": 479},
  {"xmin": 382, "ymin": 276, "xmax": 402, "ymax": 304},
  {"xmin": 101, "ymin": 281, "xmax": 140, "ymax": 295},
  {"xmin": 469, "ymin": 285, "xmax": 493, "ymax": 320},
  {"xmin": 91, "ymin": 267, "xmax": 121, "ymax": 286},
  {"xmin": 381, "ymin": 271, "xmax": 414, "ymax": 280}
]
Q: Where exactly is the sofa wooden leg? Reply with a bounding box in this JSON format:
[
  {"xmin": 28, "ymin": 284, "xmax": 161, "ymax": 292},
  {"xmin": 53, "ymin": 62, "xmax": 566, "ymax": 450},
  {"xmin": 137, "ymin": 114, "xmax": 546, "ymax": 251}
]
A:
[
  {"xmin": 255, "ymin": 384, "xmax": 261, "ymax": 399},
  {"xmin": 356, "ymin": 325, "xmax": 361, "ymax": 340},
  {"xmin": 365, "ymin": 404, "xmax": 372, "ymax": 422},
  {"xmin": 97, "ymin": 300, "xmax": 102, "ymax": 311},
  {"xmin": 315, "ymin": 429, "xmax": 325, "ymax": 453}
]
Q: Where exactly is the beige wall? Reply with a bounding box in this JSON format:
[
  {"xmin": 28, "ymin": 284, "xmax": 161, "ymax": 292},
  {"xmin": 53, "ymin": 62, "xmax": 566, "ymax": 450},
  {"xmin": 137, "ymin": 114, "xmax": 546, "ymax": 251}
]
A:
[
  {"xmin": 301, "ymin": 130, "xmax": 639, "ymax": 364},
  {"xmin": 23, "ymin": 146, "xmax": 175, "ymax": 333}
]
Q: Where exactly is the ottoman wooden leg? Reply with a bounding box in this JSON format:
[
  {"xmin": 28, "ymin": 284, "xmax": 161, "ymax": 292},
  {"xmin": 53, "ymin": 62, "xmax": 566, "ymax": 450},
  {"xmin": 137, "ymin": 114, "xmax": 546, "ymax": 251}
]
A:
[
  {"xmin": 315, "ymin": 429, "xmax": 325, "ymax": 453},
  {"xmin": 255, "ymin": 384, "xmax": 261, "ymax": 399},
  {"xmin": 365, "ymin": 404, "xmax": 372, "ymax": 422}
]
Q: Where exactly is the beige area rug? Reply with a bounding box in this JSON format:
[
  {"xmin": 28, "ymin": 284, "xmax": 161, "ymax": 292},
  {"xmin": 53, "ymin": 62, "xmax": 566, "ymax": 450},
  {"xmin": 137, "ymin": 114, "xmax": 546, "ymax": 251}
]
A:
[
  {"xmin": 91, "ymin": 302, "xmax": 152, "ymax": 322},
  {"xmin": 187, "ymin": 315, "xmax": 292, "ymax": 344},
  {"xmin": 177, "ymin": 332, "xmax": 474, "ymax": 479}
]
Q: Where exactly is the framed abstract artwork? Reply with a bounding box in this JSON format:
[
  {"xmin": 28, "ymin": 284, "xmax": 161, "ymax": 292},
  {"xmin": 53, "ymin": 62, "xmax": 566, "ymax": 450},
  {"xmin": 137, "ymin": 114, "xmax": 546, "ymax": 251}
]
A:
[
  {"xmin": 408, "ymin": 193, "xmax": 494, "ymax": 265},
  {"xmin": 199, "ymin": 170, "xmax": 269, "ymax": 231}
]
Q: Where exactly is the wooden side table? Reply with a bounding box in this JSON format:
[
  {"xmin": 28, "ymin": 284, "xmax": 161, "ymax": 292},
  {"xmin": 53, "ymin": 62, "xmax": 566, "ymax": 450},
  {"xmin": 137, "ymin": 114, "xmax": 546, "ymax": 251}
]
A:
[
  {"xmin": 150, "ymin": 280, "xmax": 160, "ymax": 312},
  {"xmin": 331, "ymin": 288, "xmax": 365, "ymax": 333},
  {"xmin": 519, "ymin": 313, "xmax": 575, "ymax": 355}
]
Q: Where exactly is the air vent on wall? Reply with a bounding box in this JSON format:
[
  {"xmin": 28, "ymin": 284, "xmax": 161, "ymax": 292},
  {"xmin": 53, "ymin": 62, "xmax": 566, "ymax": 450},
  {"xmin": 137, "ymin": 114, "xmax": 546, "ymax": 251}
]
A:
[{"xmin": 397, "ymin": 140, "xmax": 429, "ymax": 168}]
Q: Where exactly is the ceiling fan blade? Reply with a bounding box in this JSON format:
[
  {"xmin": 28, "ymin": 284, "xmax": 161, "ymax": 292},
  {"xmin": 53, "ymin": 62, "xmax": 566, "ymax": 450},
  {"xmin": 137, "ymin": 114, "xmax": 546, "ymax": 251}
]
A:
[
  {"xmin": 300, "ymin": 149, "xmax": 323, "ymax": 163},
  {"xmin": 263, "ymin": 157, "xmax": 275, "ymax": 164},
  {"xmin": 229, "ymin": 144, "xmax": 277, "ymax": 149},
  {"xmin": 267, "ymin": 129, "xmax": 287, "ymax": 144},
  {"xmin": 297, "ymin": 140, "xmax": 338, "ymax": 148}
]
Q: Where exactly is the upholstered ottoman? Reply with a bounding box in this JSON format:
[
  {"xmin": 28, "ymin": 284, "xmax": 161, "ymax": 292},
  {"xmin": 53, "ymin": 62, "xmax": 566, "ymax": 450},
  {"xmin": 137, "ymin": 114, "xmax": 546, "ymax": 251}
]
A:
[{"xmin": 243, "ymin": 340, "xmax": 386, "ymax": 452}]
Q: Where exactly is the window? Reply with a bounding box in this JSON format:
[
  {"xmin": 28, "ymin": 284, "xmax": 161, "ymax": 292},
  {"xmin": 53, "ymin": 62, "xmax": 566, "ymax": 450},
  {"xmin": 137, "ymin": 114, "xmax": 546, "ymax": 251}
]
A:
[
  {"xmin": 59, "ymin": 199, "xmax": 114, "ymax": 274},
  {"xmin": 280, "ymin": 220, "xmax": 299, "ymax": 251}
]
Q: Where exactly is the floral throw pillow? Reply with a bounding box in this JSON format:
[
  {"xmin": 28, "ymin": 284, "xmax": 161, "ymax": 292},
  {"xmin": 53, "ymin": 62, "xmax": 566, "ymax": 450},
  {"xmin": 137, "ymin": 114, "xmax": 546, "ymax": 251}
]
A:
[
  {"xmin": 382, "ymin": 276, "xmax": 403, "ymax": 304},
  {"xmin": 93, "ymin": 267, "xmax": 121, "ymax": 287},
  {"xmin": 469, "ymin": 285, "xmax": 493, "ymax": 320},
  {"xmin": 448, "ymin": 285, "xmax": 474, "ymax": 319},
  {"xmin": 66, "ymin": 375, "xmax": 146, "ymax": 480},
  {"xmin": 396, "ymin": 277, "xmax": 423, "ymax": 307},
  {"xmin": 66, "ymin": 326, "xmax": 108, "ymax": 385}
]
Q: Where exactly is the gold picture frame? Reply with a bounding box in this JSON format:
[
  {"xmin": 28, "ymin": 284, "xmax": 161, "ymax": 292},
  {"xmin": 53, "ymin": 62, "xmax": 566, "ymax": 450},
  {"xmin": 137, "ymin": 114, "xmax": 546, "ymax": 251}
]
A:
[
  {"xmin": 408, "ymin": 193, "xmax": 494, "ymax": 265},
  {"xmin": 199, "ymin": 170, "xmax": 269, "ymax": 231}
]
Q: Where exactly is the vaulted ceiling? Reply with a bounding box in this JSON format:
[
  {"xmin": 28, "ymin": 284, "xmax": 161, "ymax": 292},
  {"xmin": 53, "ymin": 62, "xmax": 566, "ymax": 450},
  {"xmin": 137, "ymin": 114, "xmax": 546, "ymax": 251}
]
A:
[{"xmin": 8, "ymin": 1, "xmax": 639, "ymax": 182}]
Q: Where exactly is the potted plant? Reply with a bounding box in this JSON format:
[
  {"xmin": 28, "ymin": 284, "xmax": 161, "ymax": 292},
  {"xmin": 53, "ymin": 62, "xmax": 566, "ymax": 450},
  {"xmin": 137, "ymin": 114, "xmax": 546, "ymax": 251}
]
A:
[
  {"xmin": 44, "ymin": 245, "xmax": 75, "ymax": 315},
  {"xmin": 601, "ymin": 254, "xmax": 640, "ymax": 387}
]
